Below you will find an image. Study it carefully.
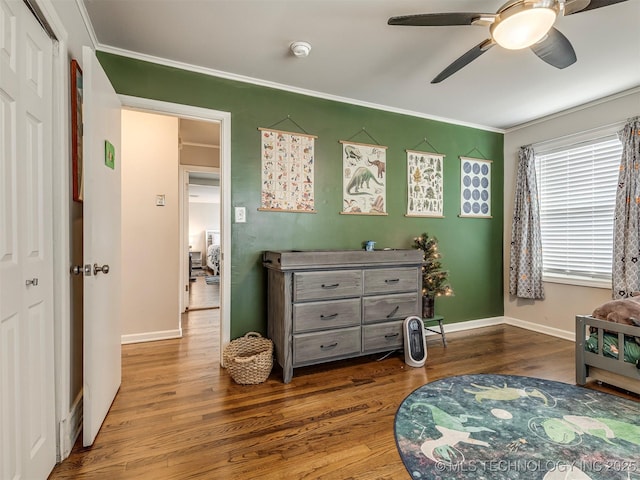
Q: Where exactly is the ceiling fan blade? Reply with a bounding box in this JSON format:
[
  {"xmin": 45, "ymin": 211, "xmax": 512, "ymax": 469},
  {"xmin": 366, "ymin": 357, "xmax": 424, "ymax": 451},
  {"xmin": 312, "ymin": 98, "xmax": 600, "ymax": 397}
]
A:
[
  {"xmin": 431, "ymin": 39, "xmax": 494, "ymax": 84},
  {"xmin": 564, "ymin": 0, "xmax": 628, "ymax": 15},
  {"xmin": 530, "ymin": 27, "xmax": 577, "ymax": 69},
  {"xmin": 388, "ymin": 12, "xmax": 487, "ymax": 26}
]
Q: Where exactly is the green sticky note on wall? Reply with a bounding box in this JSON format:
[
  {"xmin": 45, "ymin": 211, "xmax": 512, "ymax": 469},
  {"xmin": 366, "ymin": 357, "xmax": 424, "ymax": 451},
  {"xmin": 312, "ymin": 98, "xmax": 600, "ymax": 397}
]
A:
[{"xmin": 105, "ymin": 140, "xmax": 115, "ymax": 169}]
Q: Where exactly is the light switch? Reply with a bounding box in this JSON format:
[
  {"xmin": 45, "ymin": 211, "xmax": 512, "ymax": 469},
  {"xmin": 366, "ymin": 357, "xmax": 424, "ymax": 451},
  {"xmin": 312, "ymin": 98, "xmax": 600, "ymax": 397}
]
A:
[
  {"xmin": 235, "ymin": 206, "xmax": 246, "ymax": 223},
  {"xmin": 156, "ymin": 194, "xmax": 166, "ymax": 206}
]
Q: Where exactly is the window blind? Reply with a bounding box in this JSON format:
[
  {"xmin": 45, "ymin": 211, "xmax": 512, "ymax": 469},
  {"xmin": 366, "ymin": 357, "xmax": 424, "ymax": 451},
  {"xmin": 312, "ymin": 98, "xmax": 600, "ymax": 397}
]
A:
[{"xmin": 535, "ymin": 135, "xmax": 622, "ymax": 280}]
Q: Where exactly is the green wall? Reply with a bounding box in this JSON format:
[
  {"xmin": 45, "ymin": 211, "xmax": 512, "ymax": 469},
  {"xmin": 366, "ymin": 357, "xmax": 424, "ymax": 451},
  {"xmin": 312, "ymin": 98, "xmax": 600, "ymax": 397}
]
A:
[{"xmin": 97, "ymin": 52, "xmax": 504, "ymax": 338}]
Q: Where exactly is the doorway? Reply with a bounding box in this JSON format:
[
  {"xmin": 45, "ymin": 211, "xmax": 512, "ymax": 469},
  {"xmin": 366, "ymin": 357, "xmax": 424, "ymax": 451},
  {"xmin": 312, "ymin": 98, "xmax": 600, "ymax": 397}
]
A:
[
  {"xmin": 120, "ymin": 95, "xmax": 231, "ymax": 360},
  {"xmin": 178, "ymin": 116, "xmax": 221, "ymax": 313},
  {"xmin": 186, "ymin": 171, "xmax": 221, "ymax": 311}
]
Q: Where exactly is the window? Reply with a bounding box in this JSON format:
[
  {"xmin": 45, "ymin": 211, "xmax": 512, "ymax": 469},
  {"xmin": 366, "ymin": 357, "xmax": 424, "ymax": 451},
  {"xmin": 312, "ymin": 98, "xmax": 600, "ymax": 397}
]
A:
[{"xmin": 535, "ymin": 134, "xmax": 622, "ymax": 285}]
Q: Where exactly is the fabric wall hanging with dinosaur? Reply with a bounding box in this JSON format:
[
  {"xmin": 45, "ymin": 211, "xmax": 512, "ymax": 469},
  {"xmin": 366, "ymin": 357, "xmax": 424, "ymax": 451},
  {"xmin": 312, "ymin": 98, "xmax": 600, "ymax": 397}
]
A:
[{"xmin": 340, "ymin": 141, "xmax": 387, "ymax": 215}]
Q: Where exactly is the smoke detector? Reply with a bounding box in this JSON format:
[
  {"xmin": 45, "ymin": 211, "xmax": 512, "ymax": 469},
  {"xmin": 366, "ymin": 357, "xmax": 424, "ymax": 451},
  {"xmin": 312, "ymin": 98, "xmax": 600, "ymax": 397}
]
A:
[{"xmin": 290, "ymin": 41, "xmax": 311, "ymax": 58}]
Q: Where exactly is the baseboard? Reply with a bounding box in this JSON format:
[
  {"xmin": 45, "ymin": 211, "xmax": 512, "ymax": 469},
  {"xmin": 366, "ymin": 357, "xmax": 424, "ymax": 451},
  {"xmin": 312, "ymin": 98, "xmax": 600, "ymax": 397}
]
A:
[
  {"xmin": 121, "ymin": 328, "xmax": 183, "ymax": 345},
  {"xmin": 503, "ymin": 316, "xmax": 574, "ymax": 341},
  {"xmin": 432, "ymin": 316, "xmax": 574, "ymax": 342},
  {"xmin": 430, "ymin": 316, "xmax": 504, "ymax": 336},
  {"xmin": 58, "ymin": 391, "xmax": 82, "ymax": 461},
  {"xmin": 119, "ymin": 319, "xmax": 571, "ymax": 346}
]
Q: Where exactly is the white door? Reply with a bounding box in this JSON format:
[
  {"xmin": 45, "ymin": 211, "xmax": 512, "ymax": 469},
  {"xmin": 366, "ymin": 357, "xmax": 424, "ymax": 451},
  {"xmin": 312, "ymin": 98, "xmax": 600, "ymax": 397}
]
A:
[
  {"xmin": 0, "ymin": 0, "xmax": 56, "ymax": 478},
  {"xmin": 82, "ymin": 46, "xmax": 122, "ymax": 447}
]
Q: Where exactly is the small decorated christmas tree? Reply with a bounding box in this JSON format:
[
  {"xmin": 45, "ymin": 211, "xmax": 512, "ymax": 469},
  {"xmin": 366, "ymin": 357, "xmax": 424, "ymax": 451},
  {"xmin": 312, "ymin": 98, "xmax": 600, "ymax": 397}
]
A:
[{"xmin": 413, "ymin": 232, "xmax": 454, "ymax": 317}]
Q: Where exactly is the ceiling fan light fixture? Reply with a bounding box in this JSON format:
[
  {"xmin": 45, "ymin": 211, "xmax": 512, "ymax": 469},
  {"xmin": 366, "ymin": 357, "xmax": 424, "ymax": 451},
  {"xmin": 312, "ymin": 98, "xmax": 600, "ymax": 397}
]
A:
[{"xmin": 491, "ymin": 2, "xmax": 558, "ymax": 50}]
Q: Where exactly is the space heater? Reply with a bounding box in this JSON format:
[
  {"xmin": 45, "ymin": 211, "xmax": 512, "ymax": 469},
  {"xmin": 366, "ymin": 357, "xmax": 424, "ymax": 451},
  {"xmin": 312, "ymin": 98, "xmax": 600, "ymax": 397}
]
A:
[{"xmin": 403, "ymin": 315, "xmax": 427, "ymax": 367}]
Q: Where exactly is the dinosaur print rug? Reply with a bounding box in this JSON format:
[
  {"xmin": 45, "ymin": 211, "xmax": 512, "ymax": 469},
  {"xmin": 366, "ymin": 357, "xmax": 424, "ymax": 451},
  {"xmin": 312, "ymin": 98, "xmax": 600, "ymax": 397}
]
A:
[{"xmin": 394, "ymin": 374, "xmax": 640, "ymax": 479}]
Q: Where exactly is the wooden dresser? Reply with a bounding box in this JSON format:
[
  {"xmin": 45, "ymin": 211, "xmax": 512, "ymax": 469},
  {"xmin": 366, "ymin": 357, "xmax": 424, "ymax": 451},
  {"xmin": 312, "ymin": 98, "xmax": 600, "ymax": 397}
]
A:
[{"xmin": 263, "ymin": 250, "xmax": 422, "ymax": 383}]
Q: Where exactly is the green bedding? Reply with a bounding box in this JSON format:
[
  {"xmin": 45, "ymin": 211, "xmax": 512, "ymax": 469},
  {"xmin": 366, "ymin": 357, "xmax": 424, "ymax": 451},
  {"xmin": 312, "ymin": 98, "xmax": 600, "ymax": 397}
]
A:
[{"xmin": 585, "ymin": 332, "xmax": 640, "ymax": 364}]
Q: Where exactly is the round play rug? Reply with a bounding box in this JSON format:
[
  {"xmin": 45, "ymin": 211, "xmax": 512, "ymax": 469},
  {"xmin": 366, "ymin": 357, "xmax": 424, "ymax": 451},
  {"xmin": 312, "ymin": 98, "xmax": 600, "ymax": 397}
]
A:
[{"xmin": 394, "ymin": 374, "xmax": 640, "ymax": 479}]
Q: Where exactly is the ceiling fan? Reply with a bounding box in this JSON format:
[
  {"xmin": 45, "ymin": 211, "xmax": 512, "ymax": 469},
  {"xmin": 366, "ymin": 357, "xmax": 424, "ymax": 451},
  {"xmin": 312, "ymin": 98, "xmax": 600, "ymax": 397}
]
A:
[{"xmin": 388, "ymin": 0, "xmax": 628, "ymax": 83}]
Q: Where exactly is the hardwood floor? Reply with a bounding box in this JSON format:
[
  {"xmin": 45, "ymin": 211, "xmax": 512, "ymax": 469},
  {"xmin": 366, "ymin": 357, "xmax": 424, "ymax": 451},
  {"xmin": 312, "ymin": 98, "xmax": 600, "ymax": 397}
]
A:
[
  {"xmin": 49, "ymin": 313, "xmax": 637, "ymax": 480},
  {"xmin": 188, "ymin": 272, "xmax": 219, "ymax": 310}
]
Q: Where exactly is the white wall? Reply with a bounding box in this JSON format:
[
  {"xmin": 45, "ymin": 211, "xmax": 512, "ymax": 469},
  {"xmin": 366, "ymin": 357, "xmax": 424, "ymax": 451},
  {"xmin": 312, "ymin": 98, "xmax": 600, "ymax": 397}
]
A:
[
  {"xmin": 121, "ymin": 110, "xmax": 180, "ymax": 338},
  {"xmin": 189, "ymin": 202, "xmax": 220, "ymax": 254},
  {"xmin": 503, "ymin": 89, "xmax": 640, "ymax": 337}
]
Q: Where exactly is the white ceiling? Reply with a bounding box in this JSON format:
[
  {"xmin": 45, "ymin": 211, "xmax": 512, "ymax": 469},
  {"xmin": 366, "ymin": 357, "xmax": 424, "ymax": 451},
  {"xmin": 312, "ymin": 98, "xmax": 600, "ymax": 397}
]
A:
[
  {"xmin": 82, "ymin": 0, "xmax": 640, "ymax": 131},
  {"xmin": 188, "ymin": 171, "xmax": 220, "ymax": 204},
  {"xmin": 188, "ymin": 183, "xmax": 220, "ymax": 204}
]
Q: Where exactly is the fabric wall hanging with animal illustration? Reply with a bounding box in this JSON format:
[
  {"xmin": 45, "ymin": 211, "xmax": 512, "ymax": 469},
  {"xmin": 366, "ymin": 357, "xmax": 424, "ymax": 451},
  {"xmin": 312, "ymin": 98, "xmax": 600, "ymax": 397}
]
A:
[
  {"xmin": 340, "ymin": 141, "xmax": 387, "ymax": 215},
  {"xmin": 258, "ymin": 127, "xmax": 317, "ymax": 213},
  {"xmin": 406, "ymin": 150, "xmax": 445, "ymax": 217},
  {"xmin": 459, "ymin": 156, "xmax": 492, "ymax": 218}
]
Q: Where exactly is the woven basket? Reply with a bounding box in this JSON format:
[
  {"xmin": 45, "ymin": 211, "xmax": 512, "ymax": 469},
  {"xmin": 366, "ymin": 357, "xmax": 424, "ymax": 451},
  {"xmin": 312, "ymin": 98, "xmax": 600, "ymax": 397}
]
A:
[{"xmin": 223, "ymin": 332, "xmax": 273, "ymax": 385}]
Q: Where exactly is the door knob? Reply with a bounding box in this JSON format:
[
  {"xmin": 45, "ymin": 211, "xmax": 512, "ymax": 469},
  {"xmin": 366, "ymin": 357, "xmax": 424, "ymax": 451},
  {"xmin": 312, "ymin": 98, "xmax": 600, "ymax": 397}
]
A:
[
  {"xmin": 25, "ymin": 278, "xmax": 39, "ymax": 286},
  {"xmin": 93, "ymin": 263, "xmax": 110, "ymax": 275}
]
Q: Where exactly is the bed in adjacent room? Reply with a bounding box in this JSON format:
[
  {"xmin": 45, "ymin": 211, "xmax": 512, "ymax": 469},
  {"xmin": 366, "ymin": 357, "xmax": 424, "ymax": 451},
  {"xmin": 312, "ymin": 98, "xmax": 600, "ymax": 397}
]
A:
[{"xmin": 205, "ymin": 229, "xmax": 220, "ymax": 276}]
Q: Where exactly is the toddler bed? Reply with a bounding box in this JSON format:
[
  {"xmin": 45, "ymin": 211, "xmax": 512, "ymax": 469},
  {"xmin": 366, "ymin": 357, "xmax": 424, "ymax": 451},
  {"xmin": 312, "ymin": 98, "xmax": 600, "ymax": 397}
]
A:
[{"xmin": 576, "ymin": 313, "xmax": 640, "ymax": 395}]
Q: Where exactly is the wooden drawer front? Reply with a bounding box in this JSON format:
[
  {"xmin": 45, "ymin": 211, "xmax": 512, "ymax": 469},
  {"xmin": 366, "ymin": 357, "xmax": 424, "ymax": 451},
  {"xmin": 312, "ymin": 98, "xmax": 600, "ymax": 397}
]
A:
[
  {"xmin": 363, "ymin": 268, "xmax": 418, "ymax": 295},
  {"xmin": 362, "ymin": 293, "xmax": 419, "ymax": 324},
  {"xmin": 293, "ymin": 270, "xmax": 362, "ymax": 301},
  {"xmin": 293, "ymin": 327, "xmax": 361, "ymax": 365},
  {"xmin": 363, "ymin": 321, "xmax": 404, "ymax": 351},
  {"xmin": 293, "ymin": 298, "xmax": 361, "ymax": 333}
]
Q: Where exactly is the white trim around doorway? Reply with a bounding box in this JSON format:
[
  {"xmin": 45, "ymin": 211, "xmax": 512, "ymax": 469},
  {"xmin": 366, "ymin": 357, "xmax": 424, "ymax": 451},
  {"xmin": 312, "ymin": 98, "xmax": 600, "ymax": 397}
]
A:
[{"xmin": 30, "ymin": 0, "xmax": 73, "ymax": 463}]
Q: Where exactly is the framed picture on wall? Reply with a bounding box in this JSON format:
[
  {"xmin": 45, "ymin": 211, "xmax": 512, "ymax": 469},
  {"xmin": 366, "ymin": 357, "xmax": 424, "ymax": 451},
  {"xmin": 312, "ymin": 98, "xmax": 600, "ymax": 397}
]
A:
[
  {"xmin": 71, "ymin": 59, "xmax": 83, "ymax": 202},
  {"xmin": 406, "ymin": 150, "xmax": 445, "ymax": 217},
  {"xmin": 257, "ymin": 127, "xmax": 317, "ymax": 213},
  {"xmin": 459, "ymin": 156, "xmax": 492, "ymax": 218},
  {"xmin": 340, "ymin": 141, "xmax": 387, "ymax": 215}
]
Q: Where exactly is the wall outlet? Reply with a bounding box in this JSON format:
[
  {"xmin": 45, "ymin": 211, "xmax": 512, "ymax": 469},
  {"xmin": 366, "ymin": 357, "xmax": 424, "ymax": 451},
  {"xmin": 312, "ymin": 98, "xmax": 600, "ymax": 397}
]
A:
[{"xmin": 235, "ymin": 206, "xmax": 246, "ymax": 223}]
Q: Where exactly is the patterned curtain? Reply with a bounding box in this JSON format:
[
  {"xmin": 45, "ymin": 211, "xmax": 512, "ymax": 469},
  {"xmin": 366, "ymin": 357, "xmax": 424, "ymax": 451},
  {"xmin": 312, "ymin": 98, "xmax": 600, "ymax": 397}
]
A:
[
  {"xmin": 612, "ymin": 117, "xmax": 640, "ymax": 298},
  {"xmin": 509, "ymin": 145, "xmax": 545, "ymax": 299}
]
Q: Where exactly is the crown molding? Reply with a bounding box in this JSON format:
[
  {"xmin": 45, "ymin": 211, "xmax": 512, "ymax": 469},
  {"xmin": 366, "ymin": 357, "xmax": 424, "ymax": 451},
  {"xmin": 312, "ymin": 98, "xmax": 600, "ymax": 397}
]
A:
[
  {"xmin": 506, "ymin": 86, "xmax": 640, "ymax": 133},
  {"xmin": 97, "ymin": 44, "xmax": 505, "ymax": 134},
  {"xmin": 74, "ymin": 0, "xmax": 98, "ymax": 48}
]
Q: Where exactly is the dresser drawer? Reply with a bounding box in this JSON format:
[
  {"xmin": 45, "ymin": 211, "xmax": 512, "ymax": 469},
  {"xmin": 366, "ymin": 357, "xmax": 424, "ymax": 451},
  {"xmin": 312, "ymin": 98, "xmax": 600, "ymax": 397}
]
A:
[
  {"xmin": 293, "ymin": 270, "xmax": 362, "ymax": 301},
  {"xmin": 362, "ymin": 292, "xmax": 419, "ymax": 324},
  {"xmin": 293, "ymin": 327, "xmax": 361, "ymax": 365},
  {"xmin": 293, "ymin": 298, "xmax": 361, "ymax": 333},
  {"xmin": 363, "ymin": 267, "xmax": 419, "ymax": 295},
  {"xmin": 363, "ymin": 321, "xmax": 404, "ymax": 351}
]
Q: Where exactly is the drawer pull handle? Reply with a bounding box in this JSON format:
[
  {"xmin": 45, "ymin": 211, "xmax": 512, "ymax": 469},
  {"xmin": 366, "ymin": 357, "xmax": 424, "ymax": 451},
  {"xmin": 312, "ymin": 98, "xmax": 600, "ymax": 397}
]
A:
[
  {"xmin": 384, "ymin": 333, "xmax": 400, "ymax": 338},
  {"xmin": 321, "ymin": 283, "xmax": 340, "ymax": 289},
  {"xmin": 385, "ymin": 278, "xmax": 400, "ymax": 284},
  {"xmin": 386, "ymin": 305, "xmax": 400, "ymax": 318},
  {"xmin": 320, "ymin": 313, "xmax": 339, "ymax": 320},
  {"xmin": 320, "ymin": 342, "xmax": 338, "ymax": 350}
]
